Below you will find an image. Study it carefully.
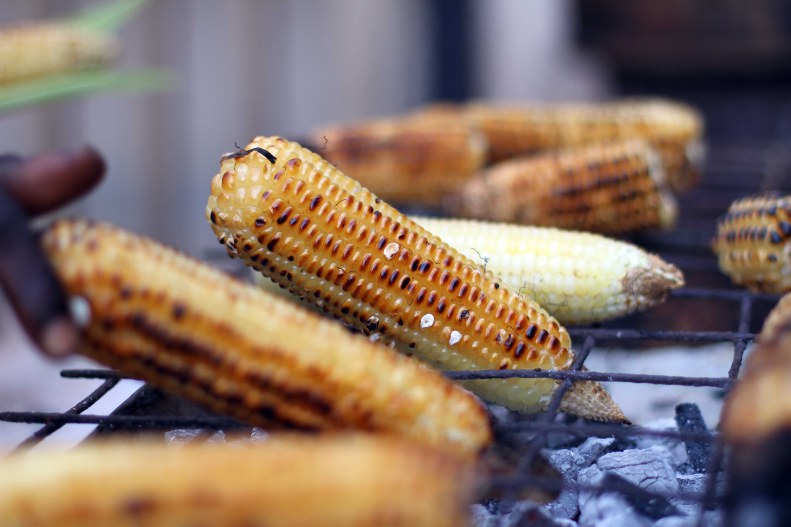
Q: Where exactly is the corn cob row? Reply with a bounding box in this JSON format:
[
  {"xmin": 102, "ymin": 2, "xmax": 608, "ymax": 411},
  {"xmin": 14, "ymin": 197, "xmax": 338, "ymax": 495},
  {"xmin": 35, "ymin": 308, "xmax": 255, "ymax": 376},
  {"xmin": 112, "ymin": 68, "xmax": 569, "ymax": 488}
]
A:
[
  {"xmin": 711, "ymin": 194, "xmax": 791, "ymax": 294},
  {"xmin": 412, "ymin": 216, "xmax": 684, "ymax": 325},
  {"xmin": 0, "ymin": 435, "xmax": 479, "ymax": 527},
  {"xmin": 0, "ymin": 22, "xmax": 116, "ymax": 85},
  {"xmin": 309, "ymin": 114, "xmax": 487, "ymax": 206},
  {"xmin": 41, "ymin": 219, "xmax": 492, "ymax": 457},
  {"xmin": 722, "ymin": 292, "xmax": 791, "ymax": 443},
  {"xmin": 445, "ymin": 139, "xmax": 677, "ymax": 234},
  {"xmin": 207, "ymin": 136, "xmax": 627, "ymax": 423},
  {"xmin": 433, "ymin": 98, "xmax": 704, "ymax": 193}
]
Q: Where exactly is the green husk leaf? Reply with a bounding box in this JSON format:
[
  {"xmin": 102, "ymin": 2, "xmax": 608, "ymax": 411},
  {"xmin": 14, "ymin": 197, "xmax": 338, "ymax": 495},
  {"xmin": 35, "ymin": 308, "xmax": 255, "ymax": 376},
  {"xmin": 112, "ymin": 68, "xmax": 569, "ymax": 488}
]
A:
[
  {"xmin": 71, "ymin": 0, "xmax": 149, "ymax": 32},
  {"xmin": 0, "ymin": 70, "xmax": 174, "ymax": 113}
]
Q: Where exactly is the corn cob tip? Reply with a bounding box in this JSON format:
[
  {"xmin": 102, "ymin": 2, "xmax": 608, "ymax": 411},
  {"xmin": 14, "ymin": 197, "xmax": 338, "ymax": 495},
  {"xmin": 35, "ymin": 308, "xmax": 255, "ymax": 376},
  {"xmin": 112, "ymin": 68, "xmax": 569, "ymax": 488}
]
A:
[
  {"xmin": 622, "ymin": 254, "xmax": 684, "ymax": 303},
  {"xmin": 559, "ymin": 380, "xmax": 630, "ymax": 424}
]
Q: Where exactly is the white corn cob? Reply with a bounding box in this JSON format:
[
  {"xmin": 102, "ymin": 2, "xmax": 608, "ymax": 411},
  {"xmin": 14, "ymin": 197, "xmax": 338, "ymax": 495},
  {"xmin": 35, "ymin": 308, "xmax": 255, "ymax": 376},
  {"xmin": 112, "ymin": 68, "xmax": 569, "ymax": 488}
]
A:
[{"xmin": 411, "ymin": 217, "xmax": 684, "ymax": 325}]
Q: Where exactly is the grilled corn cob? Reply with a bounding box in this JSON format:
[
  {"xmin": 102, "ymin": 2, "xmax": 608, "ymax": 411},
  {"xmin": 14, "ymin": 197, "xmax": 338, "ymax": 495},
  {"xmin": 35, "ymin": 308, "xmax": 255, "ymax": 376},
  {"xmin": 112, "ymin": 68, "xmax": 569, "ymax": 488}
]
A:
[
  {"xmin": 0, "ymin": 435, "xmax": 479, "ymax": 527},
  {"xmin": 412, "ymin": 216, "xmax": 684, "ymax": 325},
  {"xmin": 711, "ymin": 194, "xmax": 791, "ymax": 294},
  {"xmin": 309, "ymin": 114, "xmax": 487, "ymax": 206},
  {"xmin": 722, "ymin": 292, "xmax": 791, "ymax": 443},
  {"xmin": 41, "ymin": 219, "xmax": 492, "ymax": 457},
  {"xmin": 207, "ymin": 136, "xmax": 627, "ymax": 422},
  {"xmin": 0, "ymin": 22, "xmax": 116, "ymax": 85},
  {"xmin": 442, "ymin": 98, "xmax": 704, "ymax": 193},
  {"xmin": 721, "ymin": 293, "xmax": 791, "ymax": 523},
  {"xmin": 446, "ymin": 139, "xmax": 677, "ymax": 234}
]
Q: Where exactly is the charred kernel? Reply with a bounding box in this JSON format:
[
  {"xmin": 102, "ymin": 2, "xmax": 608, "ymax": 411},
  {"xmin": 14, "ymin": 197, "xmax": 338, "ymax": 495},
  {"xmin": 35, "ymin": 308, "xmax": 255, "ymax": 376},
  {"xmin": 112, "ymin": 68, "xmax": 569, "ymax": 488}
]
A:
[
  {"xmin": 514, "ymin": 342, "xmax": 526, "ymax": 358},
  {"xmin": 389, "ymin": 270, "xmax": 400, "ymax": 285},
  {"xmin": 209, "ymin": 210, "xmax": 218, "ymax": 224},
  {"xmin": 309, "ymin": 196, "xmax": 322, "ymax": 210},
  {"xmin": 377, "ymin": 237, "xmax": 387, "ymax": 250},
  {"xmin": 437, "ymin": 298, "xmax": 446, "ymax": 313},
  {"xmin": 770, "ymin": 231, "xmax": 783, "ymax": 244},
  {"xmin": 416, "ymin": 288, "xmax": 427, "ymax": 303},
  {"xmin": 254, "ymin": 217, "xmax": 266, "ymax": 227},
  {"xmin": 419, "ymin": 261, "xmax": 431, "ymax": 273},
  {"xmin": 266, "ymin": 236, "xmax": 280, "ymax": 251},
  {"xmin": 458, "ymin": 283, "xmax": 469, "ymax": 298},
  {"xmin": 780, "ymin": 221, "xmax": 791, "ymax": 236},
  {"xmin": 525, "ymin": 324, "xmax": 537, "ymax": 340},
  {"xmin": 449, "ymin": 278, "xmax": 460, "ymax": 292},
  {"xmin": 427, "ymin": 291, "xmax": 437, "ymax": 306},
  {"xmin": 400, "ymin": 276, "xmax": 410, "ymax": 289},
  {"xmin": 410, "ymin": 258, "xmax": 420, "ymax": 272},
  {"xmin": 536, "ymin": 330, "xmax": 549, "ymax": 345},
  {"xmin": 459, "ymin": 309, "xmax": 469, "ymax": 321},
  {"xmin": 503, "ymin": 334, "xmax": 514, "ymax": 350}
]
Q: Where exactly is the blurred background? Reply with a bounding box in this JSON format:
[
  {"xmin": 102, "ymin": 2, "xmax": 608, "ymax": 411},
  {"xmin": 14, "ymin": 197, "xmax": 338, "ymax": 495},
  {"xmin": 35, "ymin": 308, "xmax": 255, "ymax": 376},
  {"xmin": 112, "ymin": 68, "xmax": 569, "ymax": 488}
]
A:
[{"xmin": 2, "ymin": 0, "xmax": 791, "ymax": 448}]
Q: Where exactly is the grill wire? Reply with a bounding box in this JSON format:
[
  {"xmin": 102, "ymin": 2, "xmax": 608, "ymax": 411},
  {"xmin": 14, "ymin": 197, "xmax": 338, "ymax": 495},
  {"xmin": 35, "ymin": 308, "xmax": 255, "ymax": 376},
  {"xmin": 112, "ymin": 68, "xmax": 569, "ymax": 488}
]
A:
[{"xmin": 2, "ymin": 139, "xmax": 790, "ymax": 526}]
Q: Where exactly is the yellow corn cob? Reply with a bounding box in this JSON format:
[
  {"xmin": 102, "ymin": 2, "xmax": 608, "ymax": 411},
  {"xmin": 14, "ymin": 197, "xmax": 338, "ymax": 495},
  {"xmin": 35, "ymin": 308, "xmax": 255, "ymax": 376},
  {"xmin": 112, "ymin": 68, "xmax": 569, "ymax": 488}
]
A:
[
  {"xmin": 722, "ymin": 292, "xmax": 791, "ymax": 444},
  {"xmin": 442, "ymin": 98, "xmax": 704, "ymax": 193},
  {"xmin": 445, "ymin": 139, "xmax": 677, "ymax": 234},
  {"xmin": 711, "ymin": 194, "xmax": 791, "ymax": 294},
  {"xmin": 207, "ymin": 136, "xmax": 628, "ymax": 423},
  {"xmin": 309, "ymin": 114, "xmax": 487, "ymax": 206},
  {"xmin": 0, "ymin": 22, "xmax": 116, "ymax": 85},
  {"xmin": 0, "ymin": 435, "xmax": 479, "ymax": 527},
  {"xmin": 41, "ymin": 219, "xmax": 492, "ymax": 457},
  {"xmin": 411, "ymin": 216, "xmax": 684, "ymax": 325}
]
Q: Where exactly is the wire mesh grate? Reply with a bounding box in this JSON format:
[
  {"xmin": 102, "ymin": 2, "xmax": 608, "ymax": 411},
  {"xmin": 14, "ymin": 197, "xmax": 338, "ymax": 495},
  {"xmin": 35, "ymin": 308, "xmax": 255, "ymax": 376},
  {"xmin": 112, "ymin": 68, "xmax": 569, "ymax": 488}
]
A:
[{"xmin": 1, "ymin": 137, "xmax": 789, "ymax": 525}]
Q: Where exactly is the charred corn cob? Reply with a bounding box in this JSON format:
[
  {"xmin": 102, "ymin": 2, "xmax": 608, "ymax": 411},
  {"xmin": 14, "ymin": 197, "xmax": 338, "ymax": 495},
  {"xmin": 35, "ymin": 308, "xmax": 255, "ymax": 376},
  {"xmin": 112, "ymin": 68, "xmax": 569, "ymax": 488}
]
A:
[
  {"xmin": 0, "ymin": 435, "xmax": 479, "ymax": 527},
  {"xmin": 438, "ymin": 98, "xmax": 704, "ymax": 193},
  {"xmin": 0, "ymin": 22, "xmax": 116, "ymax": 85},
  {"xmin": 309, "ymin": 114, "xmax": 487, "ymax": 206},
  {"xmin": 711, "ymin": 194, "xmax": 791, "ymax": 294},
  {"xmin": 411, "ymin": 216, "xmax": 684, "ymax": 325},
  {"xmin": 446, "ymin": 139, "xmax": 677, "ymax": 234},
  {"xmin": 41, "ymin": 219, "xmax": 492, "ymax": 457},
  {"xmin": 207, "ymin": 136, "xmax": 627, "ymax": 423}
]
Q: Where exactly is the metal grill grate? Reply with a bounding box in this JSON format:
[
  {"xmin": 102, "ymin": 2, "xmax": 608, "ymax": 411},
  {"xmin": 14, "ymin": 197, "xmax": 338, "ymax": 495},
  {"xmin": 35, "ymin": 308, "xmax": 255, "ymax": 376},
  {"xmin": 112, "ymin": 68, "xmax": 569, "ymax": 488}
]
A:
[{"xmin": 2, "ymin": 138, "xmax": 790, "ymax": 526}]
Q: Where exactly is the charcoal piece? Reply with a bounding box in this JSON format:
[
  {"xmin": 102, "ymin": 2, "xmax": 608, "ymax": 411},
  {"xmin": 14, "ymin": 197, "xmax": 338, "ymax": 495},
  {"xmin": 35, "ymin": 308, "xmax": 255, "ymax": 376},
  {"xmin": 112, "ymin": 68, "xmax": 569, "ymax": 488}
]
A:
[
  {"xmin": 578, "ymin": 491, "xmax": 652, "ymax": 527},
  {"xmin": 674, "ymin": 403, "xmax": 711, "ymax": 473},
  {"xmin": 470, "ymin": 504, "xmax": 499, "ymax": 527},
  {"xmin": 600, "ymin": 473, "xmax": 682, "ymax": 520},
  {"xmin": 597, "ymin": 448, "xmax": 680, "ymax": 496},
  {"xmin": 633, "ymin": 418, "xmax": 687, "ymax": 470},
  {"xmin": 542, "ymin": 437, "xmax": 617, "ymax": 519},
  {"xmin": 508, "ymin": 502, "xmax": 577, "ymax": 526}
]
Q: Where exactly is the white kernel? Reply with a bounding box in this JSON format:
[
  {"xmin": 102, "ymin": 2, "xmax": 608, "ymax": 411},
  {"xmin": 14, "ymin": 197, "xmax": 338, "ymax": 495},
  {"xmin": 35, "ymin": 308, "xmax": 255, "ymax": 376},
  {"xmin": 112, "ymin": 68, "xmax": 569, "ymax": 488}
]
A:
[
  {"xmin": 69, "ymin": 296, "xmax": 91, "ymax": 328},
  {"xmin": 449, "ymin": 330, "xmax": 462, "ymax": 346},
  {"xmin": 383, "ymin": 242, "xmax": 399, "ymax": 259},
  {"xmin": 420, "ymin": 314, "xmax": 434, "ymax": 328}
]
